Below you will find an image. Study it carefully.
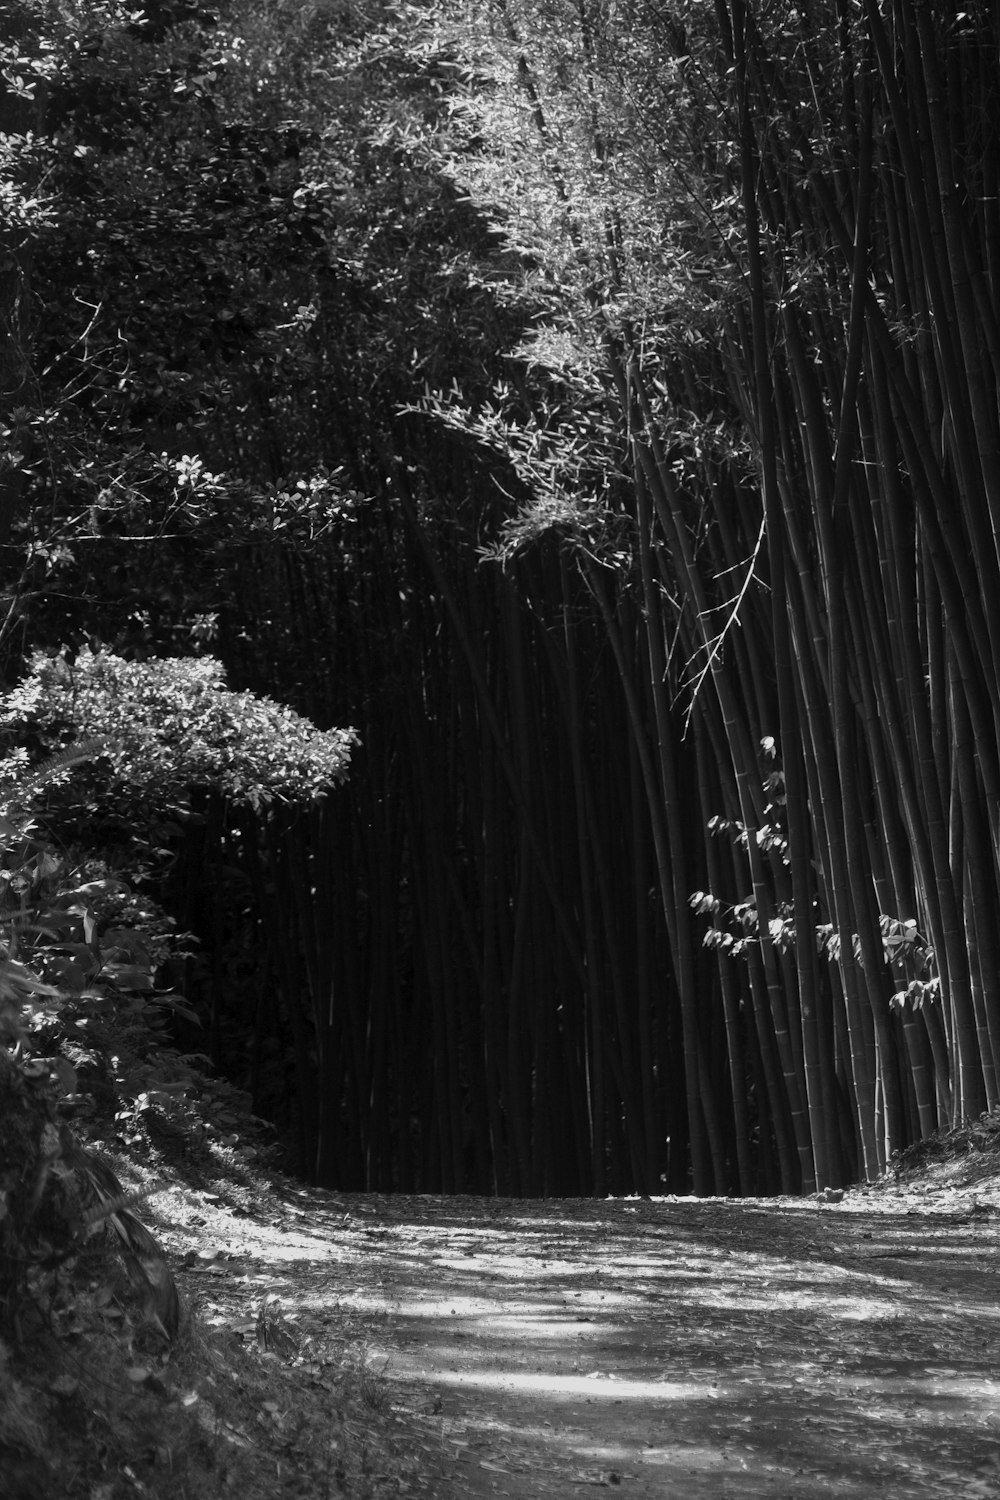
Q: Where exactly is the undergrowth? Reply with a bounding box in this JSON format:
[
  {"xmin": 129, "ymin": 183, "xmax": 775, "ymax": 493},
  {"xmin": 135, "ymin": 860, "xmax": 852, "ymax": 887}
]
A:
[
  {"xmin": 1, "ymin": 1229, "xmax": 404, "ymax": 1500},
  {"xmin": 0, "ymin": 741, "xmax": 405, "ymax": 1500},
  {"xmin": 1, "ymin": 977, "xmax": 410, "ymax": 1500},
  {"xmin": 887, "ymin": 1105, "xmax": 1000, "ymax": 1186}
]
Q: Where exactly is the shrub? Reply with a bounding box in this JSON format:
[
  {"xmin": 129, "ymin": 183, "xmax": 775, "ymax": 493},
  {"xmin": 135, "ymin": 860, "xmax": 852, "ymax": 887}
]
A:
[{"xmin": 0, "ymin": 648, "xmax": 357, "ymax": 815}]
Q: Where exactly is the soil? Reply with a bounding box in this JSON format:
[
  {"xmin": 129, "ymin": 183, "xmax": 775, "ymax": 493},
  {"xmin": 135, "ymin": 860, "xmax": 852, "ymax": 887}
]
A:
[{"xmin": 143, "ymin": 1153, "xmax": 1000, "ymax": 1500}]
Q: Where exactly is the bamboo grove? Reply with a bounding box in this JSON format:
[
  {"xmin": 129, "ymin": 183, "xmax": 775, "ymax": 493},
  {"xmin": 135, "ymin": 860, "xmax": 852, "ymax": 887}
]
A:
[
  {"xmin": 16, "ymin": 0, "xmax": 998, "ymax": 1196},
  {"xmin": 171, "ymin": 0, "xmax": 1000, "ymax": 1197},
  {"xmin": 419, "ymin": 0, "xmax": 1000, "ymax": 1195}
]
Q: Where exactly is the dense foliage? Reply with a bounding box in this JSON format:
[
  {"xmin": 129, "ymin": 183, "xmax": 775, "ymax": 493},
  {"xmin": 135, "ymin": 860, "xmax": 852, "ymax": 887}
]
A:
[
  {"xmin": 426, "ymin": 0, "xmax": 1000, "ymax": 1191},
  {"xmin": 2, "ymin": 648, "xmax": 356, "ymax": 810},
  {"xmin": 4, "ymin": 0, "xmax": 1000, "ymax": 1199}
]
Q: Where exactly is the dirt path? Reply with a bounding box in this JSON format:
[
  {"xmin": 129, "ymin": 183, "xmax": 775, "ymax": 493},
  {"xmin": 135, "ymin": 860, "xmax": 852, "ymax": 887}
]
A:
[{"xmin": 161, "ymin": 1179, "xmax": 1000, "ymax": 1499}]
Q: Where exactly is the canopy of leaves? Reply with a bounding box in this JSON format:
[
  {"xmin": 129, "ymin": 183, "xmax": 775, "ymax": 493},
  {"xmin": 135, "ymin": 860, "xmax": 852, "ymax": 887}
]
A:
[{"xmin": 0, "ymin": 649, "xmax": 357, "ymax": 811}]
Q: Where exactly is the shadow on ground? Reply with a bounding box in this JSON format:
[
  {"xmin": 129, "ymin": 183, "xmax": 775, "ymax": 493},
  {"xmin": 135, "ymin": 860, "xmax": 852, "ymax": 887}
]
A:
[{"xmin": 160, "ymin": 1186, "xmax": 1000, "ymax": 1498}]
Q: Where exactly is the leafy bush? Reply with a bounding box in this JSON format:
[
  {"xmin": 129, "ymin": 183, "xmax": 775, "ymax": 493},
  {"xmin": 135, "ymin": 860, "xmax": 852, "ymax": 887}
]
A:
[
  {"xmin": 0, "ymin": 647, "xmax": 357, "ymax": 814},
  {"xmin": 0, "ymin": 643, "xmax": 355, "ymax": 1343},
  {"xmin": 0, "ymin": 747, "xmax": 184, "ymax": 1351}
]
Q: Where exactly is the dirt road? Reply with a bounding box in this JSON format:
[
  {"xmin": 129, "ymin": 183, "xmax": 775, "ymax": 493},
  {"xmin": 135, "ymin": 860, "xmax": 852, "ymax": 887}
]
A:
[{"xmin": 168, "ymin": 1178, "xmax": 1000, "ymax": 1498}]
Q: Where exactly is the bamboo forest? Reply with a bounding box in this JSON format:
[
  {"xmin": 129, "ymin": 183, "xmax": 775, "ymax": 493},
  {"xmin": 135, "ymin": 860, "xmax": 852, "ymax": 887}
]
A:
[{"xmin": 3, "ymin": 0, "xmax": 1000, "ymax": 1201}]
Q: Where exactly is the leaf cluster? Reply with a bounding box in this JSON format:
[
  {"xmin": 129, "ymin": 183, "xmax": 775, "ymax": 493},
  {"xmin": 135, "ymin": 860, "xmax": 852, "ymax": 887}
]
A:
[
  {"xmin": 1, "ymin": 648, "xmax": 357, "ymax": 822},
  {"xmin": 0, "ymin": 0, "xmax": 341, "ymax": 670},
  {"xmin": 0, "ymin": 744, "xmax": 189, "ymax": 1370}
]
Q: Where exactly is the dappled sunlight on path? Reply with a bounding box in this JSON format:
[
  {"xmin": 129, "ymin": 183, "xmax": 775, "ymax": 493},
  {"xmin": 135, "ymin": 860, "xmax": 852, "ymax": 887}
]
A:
[
  {"xmin": 156, "ymin": 1182, "xmax": 1000, "ymax": 1498},
  {"xmin": 337, "ymin": 1193, "xmax": 1000, "ymax": 1497}
]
